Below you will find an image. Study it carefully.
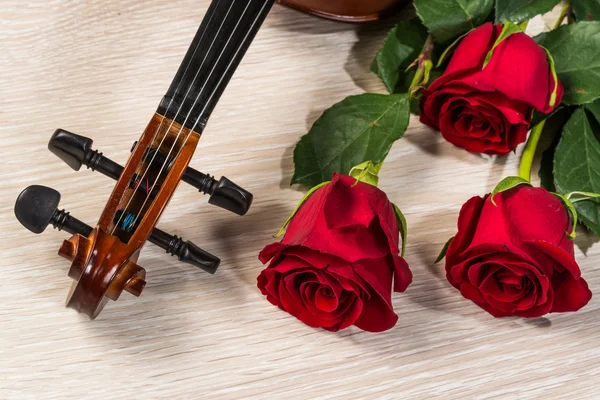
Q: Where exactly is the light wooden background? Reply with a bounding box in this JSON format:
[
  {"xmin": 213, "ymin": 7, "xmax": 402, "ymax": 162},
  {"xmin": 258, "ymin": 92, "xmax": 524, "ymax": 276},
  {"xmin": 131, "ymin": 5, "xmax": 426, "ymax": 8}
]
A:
[{"xmin": 1, "ymin": 1, "xmax": 599, "ymax": 399}]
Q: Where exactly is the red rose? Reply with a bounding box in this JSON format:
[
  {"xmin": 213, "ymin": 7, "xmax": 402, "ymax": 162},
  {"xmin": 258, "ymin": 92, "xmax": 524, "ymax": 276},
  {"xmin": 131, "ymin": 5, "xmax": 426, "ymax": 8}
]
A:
[
  {"xmin": 257, "ymin": 173, "xmax": 412, "ymax": 332},
  {"xmin": 445, "ymin": 185, "xmax": 591, "ymax": 317},
  {"xmin": 420, "ymin": 22, "xmax": 563, "ymax": 155}
]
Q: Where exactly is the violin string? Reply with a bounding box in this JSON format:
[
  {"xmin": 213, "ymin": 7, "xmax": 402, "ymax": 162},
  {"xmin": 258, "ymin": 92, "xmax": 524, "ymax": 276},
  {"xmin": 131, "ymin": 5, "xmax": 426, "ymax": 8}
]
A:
[
  {"xmin": 111, "ymin": 0, "xmax": 234, "ymax": 234},
  {"xmin": 154, "ymin": 0, "xmax": 272, "ymax": 216},
  {"xmin": 129, "ymin": 0, "xmax": 256, "ymax": 230},
  {"xmin": 136, "ymin": 0, "xmax": 222, "ymax": 182}
]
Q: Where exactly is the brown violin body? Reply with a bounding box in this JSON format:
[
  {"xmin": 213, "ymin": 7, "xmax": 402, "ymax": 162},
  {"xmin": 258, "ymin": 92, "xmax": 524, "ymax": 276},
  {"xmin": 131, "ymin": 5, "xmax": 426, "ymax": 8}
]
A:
[{"xmin": 277, "ymin": 0, "xmax": 407, "ymax": 22}]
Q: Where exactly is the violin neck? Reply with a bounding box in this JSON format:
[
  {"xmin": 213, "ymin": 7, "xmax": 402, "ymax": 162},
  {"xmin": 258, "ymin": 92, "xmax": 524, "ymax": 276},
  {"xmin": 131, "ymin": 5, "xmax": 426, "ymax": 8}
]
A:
[{"xmin": 157, "ymin": 0, "xmax": 274, "ymax": 132}]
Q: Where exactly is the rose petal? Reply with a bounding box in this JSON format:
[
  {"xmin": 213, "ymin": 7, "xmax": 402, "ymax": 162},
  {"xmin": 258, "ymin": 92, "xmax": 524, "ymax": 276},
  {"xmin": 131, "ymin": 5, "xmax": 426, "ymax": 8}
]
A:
[
  {"xmin": 513, "ymin": 286, "xmax": 554, "ymax": 318},
  {"xmin": 459, "ymin": 32, "xmax": 559, "ymax": 113},
  {"xmin": 280, "ymin": 246, "xmax": 345, "ymax": 270},
  {"xmin": 324, "ymin": 297, "xmax": 363, "ymax": 332},
  {"xmin": 353, "ymin": 258, "xmax": 394, "ymax": 310},
  {"xmin": 458, "ymin": 281, "xmax": 511, "ymax": 317},
  {"xmin": 525, "ymin": 240, "xmax": 582, "ymax": 280},
  {"xmin": 257, "ymin": 268, "xmax": 283, "ymax": 308},
  {"xmin": 258, "ymin": 242, "xmax": 287, "ymax": 264},
  {"xmin": 315, "ymin": 287, "xmax": 339, "ymax": 312},
  {"xmin": 438, "ymin": 23, "xmax": 496, "ymax": 84},
  {"xmin": 392, "ymin": 254, "xmax": 413, "ymax": 292},
  {"xmin": 446, "ymin": 195, "xmax": 486, "ymax": 270},
  {"xmin": 280, "ymin": 176, "xmax": 336, "ymax": 246},
  {"xmin": 323, "ymin": 174, "xmax": 386, "ymax": 230},
  {"xmin": 353, "ymin": 294, "xmax": 398, "ymax": 332},
  {"xmin": 551, "ymin": 272, "xmax": 592, "ymax": 313},
  {"xmin": 377, "ymin": 202, "xmax": 402, "ymax": 254}
]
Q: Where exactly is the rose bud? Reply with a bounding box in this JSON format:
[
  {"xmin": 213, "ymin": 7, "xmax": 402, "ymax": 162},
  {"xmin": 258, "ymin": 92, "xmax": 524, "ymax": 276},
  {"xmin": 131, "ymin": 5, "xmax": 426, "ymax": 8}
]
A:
[
  {"xmin": 257, "ymin": 173, "xmax": 412, "ymax": 332},
  {"xmin": 420, "ymin": 22, "xmax": 563, "ymax": 155},
  {"xmin": 444, "ymin": 184, "xmax": 591, "ymax": 317}
]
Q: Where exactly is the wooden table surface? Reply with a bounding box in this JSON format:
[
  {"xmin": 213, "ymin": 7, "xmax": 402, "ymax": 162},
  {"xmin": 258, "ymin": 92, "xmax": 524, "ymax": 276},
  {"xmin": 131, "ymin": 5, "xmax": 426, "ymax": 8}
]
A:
[{"xmin": 1, "ymin": 1, "xmax": 599, "ymax": 399}]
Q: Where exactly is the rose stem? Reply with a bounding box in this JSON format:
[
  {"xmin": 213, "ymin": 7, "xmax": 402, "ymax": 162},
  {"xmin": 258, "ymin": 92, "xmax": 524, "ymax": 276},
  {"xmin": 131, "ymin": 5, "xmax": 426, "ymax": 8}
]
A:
[
  {"xmin": 518, "ymin": 120, "xmax": 546, "ymax": 182},
  {"xmin": 519, "ymin": 3, "xmax": 568, "ymax": 182},
  {"xmin": 553, "ymin": 1, "xmax": 571, "ymax": 30}
]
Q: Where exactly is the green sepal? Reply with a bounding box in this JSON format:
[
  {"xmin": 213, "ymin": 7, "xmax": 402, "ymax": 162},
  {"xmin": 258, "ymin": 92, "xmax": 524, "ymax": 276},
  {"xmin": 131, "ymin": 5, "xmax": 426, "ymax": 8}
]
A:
[
  {"xmin": 436, "ymin": 30, "xmax": 470, "ymax": 68},
  {"xmin": 435, "ymin": 236, "xmax": 454, "ymax": 263},
  {"xmin": 274, "ymin": 181, "xmax": 330, "ymax": 238},
  {"xmin": 540, "ymin": 45, "xmax": 559, "ymax": 108},
  {"xmin": 483, "ymin": 22, "xmax": 523, "ymax": 68},
  {"xmin": 552, "ymin": 193, "xmax": 579, "ymax": 240},
  {"xmin": 566, "ymin": 191, "xmax": 600, "ymax": 203},
  {"xmin": 392, "ymin": 203, "xmax": 408, "ymax": 257},
  {"xmin": 491, "ymin": 176, "xmax": 532, "ymax": 206},
  {"xmin": 408, "ymin": 59, "xmax": 434, "ymax": 100},
  {"xmin": 349, "ymin": 160, "xmax": 383, "ymax": 187}
]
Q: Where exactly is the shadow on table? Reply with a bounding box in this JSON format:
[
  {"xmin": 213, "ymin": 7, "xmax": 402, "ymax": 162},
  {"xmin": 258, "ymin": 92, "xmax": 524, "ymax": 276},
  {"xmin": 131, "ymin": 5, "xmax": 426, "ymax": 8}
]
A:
[
  {"xmin": 575, "ymin": 227, "xmax": 600, "ymax": 255},
  {"xmin": 212, "ymin": 201, "xmax": 289, "ymax": 280},
  {"xmin": 77, "ymin": 201, "xmax": 289, "ymax": 351},
  {"xmin": 343, "ymin": 5, "xmax": 415, "ymax": 93},
  {"xmin": 278, "ymin": 106, "xmax": 333, "ymax": 191},
  {"xmin": 403, "ymin": 125, "xmax": 493, "ymax": 166}
]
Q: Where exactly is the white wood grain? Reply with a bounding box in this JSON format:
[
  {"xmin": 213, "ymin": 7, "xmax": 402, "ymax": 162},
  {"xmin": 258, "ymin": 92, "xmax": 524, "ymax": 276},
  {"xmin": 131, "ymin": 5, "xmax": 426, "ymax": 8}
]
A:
[{"xmin": 1, "ymin": 2, "xmax": 599, "ymax": 399}]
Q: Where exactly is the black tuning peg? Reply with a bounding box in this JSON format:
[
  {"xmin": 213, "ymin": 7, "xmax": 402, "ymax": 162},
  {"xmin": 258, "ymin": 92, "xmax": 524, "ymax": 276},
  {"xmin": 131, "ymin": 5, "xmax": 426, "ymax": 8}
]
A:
[
  {"xmin": 15, "ymin": 185, "xmax": 220, "ymax": 274},
  {"xmin": 49, "ymin": 129, "xmax": 253, "ymax": 215}
]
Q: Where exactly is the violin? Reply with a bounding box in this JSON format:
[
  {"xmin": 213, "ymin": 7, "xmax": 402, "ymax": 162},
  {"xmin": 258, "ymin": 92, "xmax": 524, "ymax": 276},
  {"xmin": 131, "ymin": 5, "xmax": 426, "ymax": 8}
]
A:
[
  {"xmin": 277, "ymin": 0, "xmax": 407, "ymax": 22},
  {"xmin": 14, "ymin": 0, "xmax": 274, "ymax": 319}
]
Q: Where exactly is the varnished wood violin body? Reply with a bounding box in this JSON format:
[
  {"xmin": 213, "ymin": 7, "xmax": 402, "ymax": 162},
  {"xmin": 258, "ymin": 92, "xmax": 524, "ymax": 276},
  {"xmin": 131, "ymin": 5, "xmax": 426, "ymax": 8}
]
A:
[
  {"xmin": 277, "ymin": 0, "xmax": 408, "ymax": 22},
  {"xmin": 15, "ymin": 0, "xmax": 274, "ymax": 319}
]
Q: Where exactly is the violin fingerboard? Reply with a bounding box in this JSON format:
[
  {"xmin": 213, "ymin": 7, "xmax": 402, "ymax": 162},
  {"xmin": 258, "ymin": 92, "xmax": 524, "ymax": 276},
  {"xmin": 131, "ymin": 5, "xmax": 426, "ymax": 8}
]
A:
[{"xmin": 157, "ymin": 0, "xmax": 274, "ymax": 132}]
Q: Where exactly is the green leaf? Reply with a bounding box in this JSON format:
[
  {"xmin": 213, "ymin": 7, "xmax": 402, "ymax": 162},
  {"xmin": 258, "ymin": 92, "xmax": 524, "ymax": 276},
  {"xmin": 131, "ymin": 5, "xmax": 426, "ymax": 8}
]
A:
[
  {"xmin": 535, "ymin": 22, "xmax": 600, "ymax": 105},
  {"xmin": 371, "ymin": 19, "xmax": 429, "ymax": 94},
  {"xmin": 392, "ymin": 204, "xmax": 408, "ymax": 257},
  {"xmin": 413, "ymin": 0, "xmax": 494, "ymax": 44},
  {"xmin": 291, "ymin": 93, "xmax": 410, "ymax": 188},
  {"xmin": 554, "ymin": 108, "xmax": 600, "ymax": 237},
  {"xmin": 586, "ymin": 98, "xmax": 600, "ymax": 123},
  {"xmin": 552, "ymin": 193, "xmax": 579, "ymax": 239},
  {"xmin": 491, "ymin": 176, "xmax": 532, "ymax": 205},
  {"xmin": 349, "ymin": 160, "xmax": 383, "ymax": 187},
  {"xmin": 274, "ymin": 181, "xmax": 330, "ymax": 238},
  {"xmin": 537, "ymin": 107, "xmax": 572, "ymax": 191},
  {"xmin": 495, "ymin": 0, "xmax": 562, "ymax": 24},
  {"xmin": 571, "ymin": 0, "xmax": 600, "ymax": 21},
  {"xmin": 539, "ymin": 144, "xmax": 556, "ymax": 191},
  {"xmin": 435, "ymin": 236, "xmax": 454, "ymax": 263},
  {"xmin": 483, "ymin": 22, "xmax": 523, "ymax": 68}
]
